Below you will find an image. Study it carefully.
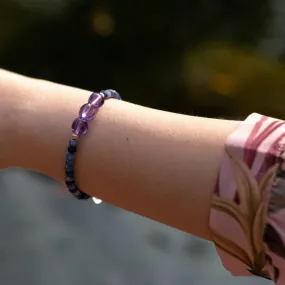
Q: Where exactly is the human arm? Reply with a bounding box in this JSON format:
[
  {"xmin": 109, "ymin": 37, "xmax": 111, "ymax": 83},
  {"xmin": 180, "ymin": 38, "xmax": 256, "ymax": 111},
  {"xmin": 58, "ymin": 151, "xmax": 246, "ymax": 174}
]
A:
[{"xmin": 0, "ymin": 69, "xmax": 239, "ymax": 240}]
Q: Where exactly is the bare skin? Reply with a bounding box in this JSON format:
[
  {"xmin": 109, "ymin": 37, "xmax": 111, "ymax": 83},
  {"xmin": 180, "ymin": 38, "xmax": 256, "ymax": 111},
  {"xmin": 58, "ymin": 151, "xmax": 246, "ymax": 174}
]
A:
[{"xmin": 0, "ymin": 69, "xmax": 238, "ymax": 241}]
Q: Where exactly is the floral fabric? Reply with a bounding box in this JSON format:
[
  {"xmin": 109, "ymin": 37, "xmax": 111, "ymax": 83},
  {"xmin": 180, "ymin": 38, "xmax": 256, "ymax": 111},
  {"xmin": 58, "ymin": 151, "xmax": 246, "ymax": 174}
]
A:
[{"xmin": 210, "ymin": 113, "xmax": 285, "ymax": 284}]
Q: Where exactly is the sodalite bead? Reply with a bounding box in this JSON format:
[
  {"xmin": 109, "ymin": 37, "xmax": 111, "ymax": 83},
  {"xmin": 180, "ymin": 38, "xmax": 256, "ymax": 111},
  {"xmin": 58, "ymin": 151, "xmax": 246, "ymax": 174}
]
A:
[
  {"xmin": 66, "ymin": 181, "xmax": 74, "ymax": 188},
  {"xmin": 69, "ymin": 139, "xmax": 77, "ymax": 146},
  {"xmin": 66, "ymin": 152, "xmax": 74, "ymax": 161},
  {"xmin": 77, "ymin": 192, "xmax": 90, "ymax": 200},
  {"xmin": 100, "ymin": 89, "xmax": 121, "ymax": 100},
  {"xmin": 66, "ymin": 159, "xmax": 74, "ymax": 166},
  {"xmin": 68, "ymin": 139, "xmax": 77, "ymax": 154},
  {"xmin": 66, "ymin": 170, "xmax": 73, "ymax": 176},
  {"xmin": 65, "ymin": 176, "xmax": 74, "ymax": 183},
  {"xmin": 88, "ymin": 92, "xmax": 104, "ymax": 107},
  {"xmin": 65, "ymin": 165, "xmax": 74, "ymax": 172},
  {"xmin": 72, "ymin": 188, "xmax": 80, "ymax": 196},
  {"xmin": 67, "ymin": 183, "xmax": 77, "ymax": 192},
  {"xmin": 65, "ymin": 178, "xmax": 74, "ymax": 187},
  {"xmin": 79, "ymin": 103, "xmax": 96, "ymax": 121},
  {"xmin": 72, "ymin": 118, "xmax": 88, "ymax": 135},
  {"xmin": 66, "ymin": 171, "xmax": 74, "ymax": 177}
]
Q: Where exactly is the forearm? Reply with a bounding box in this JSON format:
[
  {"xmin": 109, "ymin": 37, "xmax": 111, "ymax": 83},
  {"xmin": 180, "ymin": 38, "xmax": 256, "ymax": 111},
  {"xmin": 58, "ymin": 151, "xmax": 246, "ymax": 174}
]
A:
[{"xmin": 0, "ymin": 69, "xmax": 238, "ymax": 240}]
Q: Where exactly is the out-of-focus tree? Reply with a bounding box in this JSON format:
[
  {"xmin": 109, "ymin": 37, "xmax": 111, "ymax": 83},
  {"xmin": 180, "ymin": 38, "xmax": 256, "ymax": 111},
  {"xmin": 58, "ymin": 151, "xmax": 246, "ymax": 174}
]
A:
[
  {"xmin": 184, "ymin": 43, "xmax": 285, "ymax": 118},
  {"xmin": 0, "ymin": 0, "xmax": 273, "ymax": 118}
]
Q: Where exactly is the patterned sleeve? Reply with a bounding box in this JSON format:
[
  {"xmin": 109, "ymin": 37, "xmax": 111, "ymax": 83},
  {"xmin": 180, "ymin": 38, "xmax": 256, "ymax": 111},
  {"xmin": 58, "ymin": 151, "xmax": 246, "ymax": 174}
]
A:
[{"xmin": 210, "ymin": 113, "xmax": 285, "ymax": 284}]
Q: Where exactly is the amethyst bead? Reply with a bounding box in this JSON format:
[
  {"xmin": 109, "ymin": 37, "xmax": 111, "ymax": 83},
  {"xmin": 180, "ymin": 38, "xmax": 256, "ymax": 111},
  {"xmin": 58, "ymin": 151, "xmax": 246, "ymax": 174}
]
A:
[
  {"xmin": 88, "ymin": 92, "xmax": 104, "ymax": 107},
  {"xmin": 72, "ymin": 118, "xmax": 88, "ymax": 135},
  {"xmin": 79, "ymin": 103, "xmax": 96, "ymax": 121}
]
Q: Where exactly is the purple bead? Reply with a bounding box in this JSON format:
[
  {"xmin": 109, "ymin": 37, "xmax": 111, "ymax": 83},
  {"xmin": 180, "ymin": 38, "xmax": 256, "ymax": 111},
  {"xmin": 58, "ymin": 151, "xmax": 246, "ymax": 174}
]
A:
[
  {"xmin": 72, "ymin": 118, "xmax": 88, "ymax": 135},
  {"xmin": 79, "ymin": 103, "xmax": 96, "ymax": 121},
  {"xmin": 88, "ymin": 92, "xmax": 104, "ymax": 108}
]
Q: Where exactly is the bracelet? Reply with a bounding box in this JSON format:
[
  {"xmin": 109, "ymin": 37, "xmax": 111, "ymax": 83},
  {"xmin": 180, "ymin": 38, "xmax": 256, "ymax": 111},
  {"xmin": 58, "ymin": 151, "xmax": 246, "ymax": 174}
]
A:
[{"xmin": 65, "ymin": 89, "xmax": 121, "ymax": 201}]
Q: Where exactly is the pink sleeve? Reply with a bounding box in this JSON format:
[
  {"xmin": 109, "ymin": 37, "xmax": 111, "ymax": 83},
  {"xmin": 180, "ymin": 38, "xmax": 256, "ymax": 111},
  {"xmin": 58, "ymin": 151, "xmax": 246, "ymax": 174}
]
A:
[{"xmin": 210, "ymin": 113, "xmax": 285, "ymax": 284}]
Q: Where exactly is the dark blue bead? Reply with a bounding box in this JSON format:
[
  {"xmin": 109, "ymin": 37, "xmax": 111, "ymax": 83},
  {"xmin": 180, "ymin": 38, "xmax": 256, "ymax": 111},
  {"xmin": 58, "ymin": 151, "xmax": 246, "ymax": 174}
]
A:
[
  {"xmin": 65, "ymin": 181, "xmax": 74, "ymax": 187},
  {"xmin": 69, "ymin": 139, "xmax": 78, "ymax": 147},
  {"xmin": 100, "ymin": 90, "xmax": 111, "ymax": 99},
  {"xmin": 66, "ymin": 159, "xmax": 74, "ymax": 166},
  {"xmin": 67, "ymin": 183, "xmax": 77, "ymax": 192},
  {"xmin": 65, "ymin": 176, "xmax": 74, "ymax": 183},
  {"xmin": 65, "ymin": 175, "xmax": 74, "ymax": 182},
  {"xmin": 100, "ymin": 89, "xmax": 121, "ymax": 100},
  {"xmin": 68, "ymin": 139, "xmax": 77, "ymax": 154},
  {"xmin": 76, "ymin": 191, "xmax": 90, "ymax": 200},
  {"xmin": 71, "ymin": 188, "xmax": 80, "ymax": 196},
  {"xmin": 65, "ymin": 170, "xmax": 74, "ymax": 176},
  {"xmin": 110, "ymin": 89, "xmax": 121, "ymax": 100},
  {"xmin": 83, "ymin": 195, "xmax": 90, "ymax": 200},
  {"xmin": 66, "ymin": 152, "xmax": 74, "ymax": 161},
  {"xmin": 77, "ymin": 188, "xmax": 90, "ymax": 199},
  {"xmin": 68, "ymin": 146, "xmax": 76, "ymax": 154},
  {"xmin": 65, "ymin": 165, "xmax": 74, "ymax": 172},
  {"xmin": 65, "ymin": 172, "xmax": 74, "ymax": 178}
]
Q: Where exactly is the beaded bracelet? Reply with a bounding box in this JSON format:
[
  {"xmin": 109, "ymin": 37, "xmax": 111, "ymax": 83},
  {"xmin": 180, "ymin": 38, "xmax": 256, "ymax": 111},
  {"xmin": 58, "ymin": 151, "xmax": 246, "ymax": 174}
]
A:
[{"xmin": 65, "ymin": 89, "xmax": 121, "ymax": 202}]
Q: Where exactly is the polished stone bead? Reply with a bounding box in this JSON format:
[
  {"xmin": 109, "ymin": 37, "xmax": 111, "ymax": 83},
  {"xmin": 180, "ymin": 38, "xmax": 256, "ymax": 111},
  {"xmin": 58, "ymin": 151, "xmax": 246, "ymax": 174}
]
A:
[
  {"xmin": 67, "ymin": 183, "xmax": 77, "ymax": 192},
  {"xmin": 101, "ymin": 89, "xmax": 121, "ymax": 100},
  {"xmin": 72, "ymin": 189, "xmax": 81, "ymax": 196},
  {"xmin": 65, "ymin": 166, "xmax": 74, "ymax": 173},
  {"xmin": 68, "ymin": 146, "xmax": 76, "ymax": 154},
  {"xmin": 69, "ymin": 139, "xmax": 77, "ymax": 147},
  {"xmin": 66, "ymin": 152, "xmax": 74, "ymax": 161},
  {"xmin": 65, "ymin": 165, "xmax": 74, "ymax": 172},
  {"xmin": 68, "ymin": 139, "xmax": 77, "ymax": 153},
  {"xmin": 77, "ymin": 191, "xmax": 90, "ymax": 200},
  {"xmin": 88, "ymin": 92, "xmax": 104, "ymax": 107},
  {"xmin": 65, "ymin": 169, "xmax": 74, "ymax": 176},
  {"xmin": 79, "ymin": 103, "xmax": 96, "ymax": 121},
  {"xmin": 65, "ymin": 161, "xmax": 74, "ymax": 168},
  {"xmin": 66, "ymin": 159, "xmax": 74, "ymax": 166},
  {"xmin": 65, "ymin": 181, "xmax": 74, "ymax": 187},
  {"xmin": 65, "ymin": 176, "xmax": 74, "ymax": 183},
  {"xmin": 72, "ymin": 118, "xmax": 88, "ymax": 135}
]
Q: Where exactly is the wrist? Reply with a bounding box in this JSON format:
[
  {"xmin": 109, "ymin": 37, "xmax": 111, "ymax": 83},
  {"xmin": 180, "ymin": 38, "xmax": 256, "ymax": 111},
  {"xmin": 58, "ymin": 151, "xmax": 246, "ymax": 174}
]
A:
[{"xmin": 0, "ymin": 70, "xmax": 86, "ymax": 177}]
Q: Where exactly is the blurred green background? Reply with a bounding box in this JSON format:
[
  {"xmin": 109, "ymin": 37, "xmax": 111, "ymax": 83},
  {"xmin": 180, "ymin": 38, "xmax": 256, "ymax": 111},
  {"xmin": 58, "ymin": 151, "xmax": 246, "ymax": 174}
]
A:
[{"xmin": 0, "ymin": 0, "xmax": 280, "ymax": 284}]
